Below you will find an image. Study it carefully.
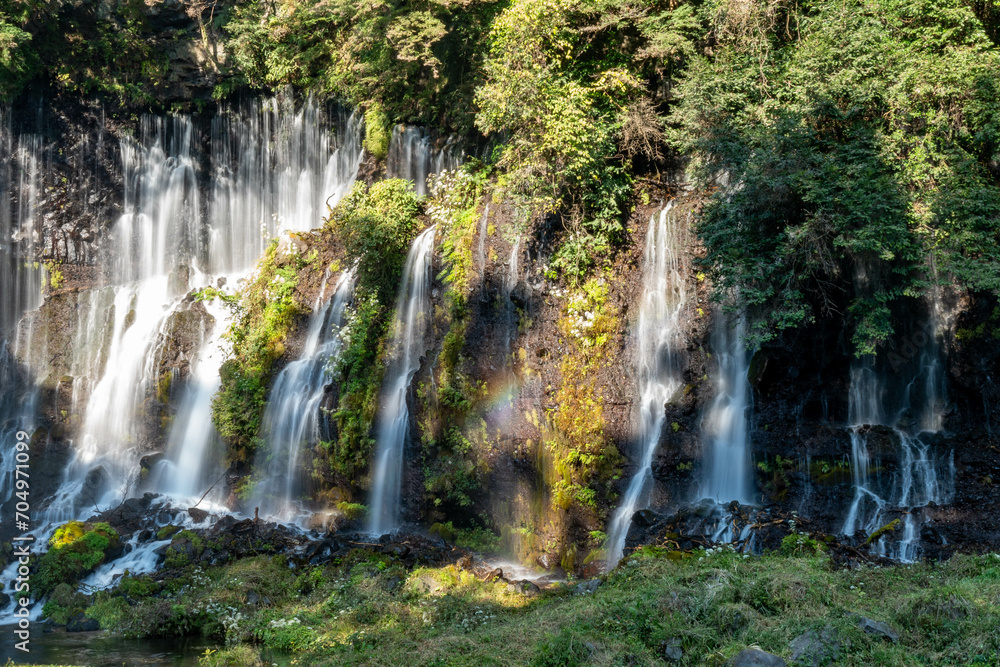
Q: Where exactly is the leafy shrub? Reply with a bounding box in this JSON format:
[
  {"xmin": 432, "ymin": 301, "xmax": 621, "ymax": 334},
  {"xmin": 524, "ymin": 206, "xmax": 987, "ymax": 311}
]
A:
[
  {"xmin": 328, "ymin": 179, "xmax": 424, "ymax": 303},
  {"xmin": 199, "ymin": 646, "xmax": 265, "ymax": 667}
]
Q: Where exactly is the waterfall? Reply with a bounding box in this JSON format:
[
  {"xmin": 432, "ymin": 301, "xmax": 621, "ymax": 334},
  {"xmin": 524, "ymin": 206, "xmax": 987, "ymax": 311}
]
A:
[
  {"xmin": 145, "ymin": 278, "xmax": 232, "ymax": 506},
  {"xmin": 701, "ymin": 314, "xmax": 753, "ymax": 505},
  {"xmin": 209, "ymin": 98, "xmax": 363, "ymax": 272},
  {"xmin": 605, "ymin": 204, "xmax": 687, "ymax": 566},
  {"xmin": 386, "ymin": 125, "xmax": 464, "ymax": 196},
  {"xmin": 368, "ymin": 226, "xmax": 437, "ymax": 535},
  {"xmin": 250, "ymin": 268, "xmax": 356, "ymax": 524},
  {"xmin": 503, "ymin": 235, "xmax": 521, "ymax": 378},
  {"xmin": 43, "ymin": 117, "xmax": 202, "ymax": 522},
  {"xmin": 34, "ymin": 98, "xmax": 363, "ymax": 524},
  {"xmin": 841, "ymin": 316, "xmax": 954, "ymax": 560},
  {"xmin": 0, "ymin": 341, "xmax": 38, "ymax": 518},
  {"xmin": 0, "ymin": 114, "xmax": 44, "ymax": 339}
]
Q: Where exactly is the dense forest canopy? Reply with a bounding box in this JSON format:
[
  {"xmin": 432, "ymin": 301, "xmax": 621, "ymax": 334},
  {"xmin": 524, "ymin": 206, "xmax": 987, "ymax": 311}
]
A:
[{"xmin": 3, "ymin": 0, "xmax": 1000, "ymax": 352}]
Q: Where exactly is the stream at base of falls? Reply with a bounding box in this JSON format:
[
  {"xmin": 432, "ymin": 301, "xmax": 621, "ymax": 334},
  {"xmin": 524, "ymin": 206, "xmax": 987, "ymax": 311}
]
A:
[{"xmin": 0, "ymin": 627, "xmax": 293, "ymax": 666}]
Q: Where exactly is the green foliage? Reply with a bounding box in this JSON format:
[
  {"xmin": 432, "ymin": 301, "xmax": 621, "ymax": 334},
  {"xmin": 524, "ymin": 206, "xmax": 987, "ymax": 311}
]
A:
[
  {"xmin": 539, "ymin": 277, "xmax": 622, "ymax": 514},
  {"xmin": 221, "ymin": 0, "xmax": 501, "ymax": 132},
  {"xmin": 67, "ymin": 537, "xmax": 1000, "ymax": 666},
  {"xmin": 0, "ymin": 0, "xmax": 170, "ymax": 103},
  {"xmin": 41, "ymin": 583, "xmax": 87, "ymax": 625},
  {"xmin": 199, "ymin": 646, "xmax": 265, "ymax": 667},
  {"xmin": 531, "ymin": 629, "xmax": 591, "ymax": 667},
  {"xmin": 476, "ymin": 0, "xmax": 628, "ymax": 278},
  {"xmin": 672, "ymin": 0, "xmax": 1000, "ymax": 353},
  {"xmin": 336, "ymin": 502, "xmax": 368, "ymax": 521},
  {"xmin": 780, "ymin": 533, "xmax": 829, "ymax": 557},
  {"xmin": 212, "ymin": 241, "xmax": 305, "ymax": 463},
  {"xmin": 35, "ymin": 522, "xmax": 120, "ymax": 598},
  {"xmin": 164, "ymin": 531, "xmax": 206, "ymax": 569},
  {"xmin": 329, "ymin": 180, "xmax": 424, "ymax": 304},
  {"xmin": 324, "ymin": 288, "xmax": 386, "ymax": 483},
  {"xmin": 157, "ymin": 525, "xmax": 182, "ymax": 541}
]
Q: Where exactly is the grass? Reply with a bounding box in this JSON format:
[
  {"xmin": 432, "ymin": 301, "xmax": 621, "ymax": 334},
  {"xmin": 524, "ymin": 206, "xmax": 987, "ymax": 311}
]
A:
[{"xmin": 62, "ymin": 545, "xmax": 1000, "ymax": 666}]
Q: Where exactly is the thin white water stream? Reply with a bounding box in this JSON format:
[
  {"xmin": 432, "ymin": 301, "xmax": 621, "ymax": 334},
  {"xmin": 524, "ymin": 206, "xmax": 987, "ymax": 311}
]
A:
[
  {"xmin": 701, "ymin": 314, "xmax": 753, "ymax": 506},
  {"xmin": 368, "ymin": 226, "xmax": 437, "ymax": 535},
  {"xmin": 842, "ymin": 287, "xmax": 954, "ymax": 561},
  {"xmin": 386, "ymin": 126, "xmax": 464, "ymax": 195},
  {"xmin": 605, "ymin": 204, "xmax": 687, "ymax": 566},
  {"xmin": 250, "ymin": 268, "xmax": 356, "ymax": 524}
]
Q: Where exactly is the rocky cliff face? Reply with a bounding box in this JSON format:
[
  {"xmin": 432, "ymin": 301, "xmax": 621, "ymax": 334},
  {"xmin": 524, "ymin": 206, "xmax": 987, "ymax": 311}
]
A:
[{"xmin": 6, "ymin": 92, "xmax": 1000, "ymax": 567}]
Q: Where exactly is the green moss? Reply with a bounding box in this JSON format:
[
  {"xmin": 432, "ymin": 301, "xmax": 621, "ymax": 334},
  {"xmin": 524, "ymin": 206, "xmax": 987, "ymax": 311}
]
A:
[
  {"xmin": 212, "ymin": 241, "xmax": 305, "ymax": 464},
  {"xmin": 157, "ymin": 525, "xmax": 182, "ymax": 541},
  {"xmin": 35, "ymin": 522, "xmax": 120, "ymax": 598},
  {"xmin": 363, "ymin": 102, "xmax": 391, "ymax": 161},
  {"xmin": 336, "ymin": 502, "xmax": 368, "ymax": 521},
  {"xmin": 867, "ymin": 519, "xmax": 902, "ymax": 544}
]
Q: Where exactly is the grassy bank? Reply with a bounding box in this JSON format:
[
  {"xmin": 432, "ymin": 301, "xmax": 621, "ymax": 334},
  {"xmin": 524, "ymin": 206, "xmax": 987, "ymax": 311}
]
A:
[{"xmin": 47, "ymin": 545, "xmax": 1000, "ymax": 666}]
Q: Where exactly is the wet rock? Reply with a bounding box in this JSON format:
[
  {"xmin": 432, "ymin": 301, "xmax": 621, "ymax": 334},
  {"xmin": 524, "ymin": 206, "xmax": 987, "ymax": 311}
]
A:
[
  {"xmin": 0, "ymin": 592, "xmax": 9, "ymax": 608},
  {"xmin": 187, "ymin": 507, "xmax": 210, "ymax": 523},
  {"xmin": 456, "ymin": 555, "xmax": 473, "ymax": 570},
  {"xmin": 726, "ymin": 649, "xmax": 787, "ymax": 667},
  {"xmin": 633, "ymin": 508, "xmax": 658, "ymax": 527},
  {"xmin": 507, "ymin": 579, "xmax": 541, "ymax": 597},
  {"xmin": 247, "ymin": 590, "xmax": 260, "ymax": 605},
  {"xmin": 231, "ymin": 518, "xmax": 256, "ymax": 535},
  {"xmin": 386, "ymin": 543, "xmax": 410, "ymax": 559},
  {"xmin": 574, "ymin": 579, "xmax": 602, "ymax": 595},
  {"xmin": 482, "ymin": 568, "xmax": 504, "ymax": 582},
  {"xmin": 663, "ymin": 638, "xmax": 683, "ymax": 661},
  {"xmin": 789, "ymin": 625, "xmax": 845, "ymax": 666},
  {"xmin": 535, "ymin": 553, "xmax": 555, "ymax": 570},
  {"xmin": 66, "ymin": 614, "xmax": 100, "ymax": 632},
  {"xmin": 81, "ymin": 465, "xmax": 109, "ymax": 505},
  {"xmin": 139, "ymin": 453, "xmax": 165, "ymax": 475},
  {"xmin": 857, "ymin": 616, "xmax": 899, "ymax": 643}
]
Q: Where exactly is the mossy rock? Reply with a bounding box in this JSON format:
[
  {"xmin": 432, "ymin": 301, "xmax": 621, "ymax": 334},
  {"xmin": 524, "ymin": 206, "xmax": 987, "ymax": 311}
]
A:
[{"xmin": 35, "ymin": 522, "xmax": 120, "ymax": 598}]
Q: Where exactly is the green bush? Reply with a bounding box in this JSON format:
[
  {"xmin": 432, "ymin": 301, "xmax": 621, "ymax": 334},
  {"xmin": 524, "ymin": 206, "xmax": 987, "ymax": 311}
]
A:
[
  {"xmin": 328, "ymin": 179, "xmax": 424, "ymax": 302},
  {"xmin": 671, "ymin": 0, "xmax": 1000, "ymax": 353},
  {"xmin": 199, "ymin": 646, "xmax": 265, "ymax": 667}
]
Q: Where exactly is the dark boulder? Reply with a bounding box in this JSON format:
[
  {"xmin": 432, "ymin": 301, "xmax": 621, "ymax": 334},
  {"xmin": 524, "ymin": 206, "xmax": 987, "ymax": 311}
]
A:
[{"xmin": 727, "ymin": 649, "xmax": 787, "ymax": 667}]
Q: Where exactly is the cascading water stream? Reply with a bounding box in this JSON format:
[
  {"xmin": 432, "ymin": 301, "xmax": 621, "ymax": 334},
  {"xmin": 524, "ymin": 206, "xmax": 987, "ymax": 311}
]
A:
[
  {"xmin": 43, "ymin": 116, "xmax": 202, "ymax": 522},
  {"xmin": 386, "ymin": 125, "xmax": 464, "ymax": 195},
  {"xmin": 145, "ymin": 272, "xmax": 236, "ymax": 506},
  {"xmin": 40, "ymin": 98, "xmax": 364, "ymax": 525},
  {"xmin": 701, "ymin": 314, "xmax": 753, "ymax": 506},
  {"xmin": 503, "ymin": 235, "xmax": 521, "ymax": 383},
  {"xmin": 842, "ymin": 287, "xmax": 954, "ymax": 561},
  {"xmin": 605, "ymin": 204, "xmax": 687, "ymax": 566},
  {"xmin": 210, "ymin": 98, "xmax": 363, "ymax": 272},
  {"xmin": 368, "ymin": 226, "xmax": 437, "ymax": 535},
  {"xmin": 0, "ymin": 114, "xmax": 44, "ymax": 338},
  {"xmin": 249, "ymin": 268, "xmax": 356, "ymax": 524}
]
